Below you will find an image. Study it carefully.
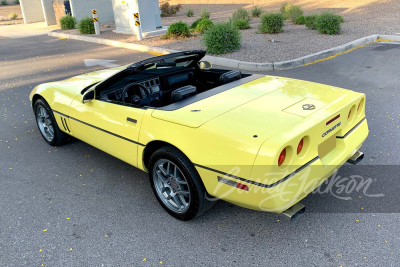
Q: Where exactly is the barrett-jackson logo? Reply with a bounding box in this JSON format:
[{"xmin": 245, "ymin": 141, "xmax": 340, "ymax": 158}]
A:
[{"xmin": 322, "ymin": 122, "xmax": 341, "ymax": 137}]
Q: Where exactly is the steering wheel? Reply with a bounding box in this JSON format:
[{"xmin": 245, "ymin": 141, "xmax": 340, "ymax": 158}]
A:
[{"xmin": 122, "ymin": 83, "xmax": 151, "ymax": 105}]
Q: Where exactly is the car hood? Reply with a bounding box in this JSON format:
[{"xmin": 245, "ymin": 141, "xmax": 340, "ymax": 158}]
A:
[
  {"xmin": 53, "ymin": 67, "xmax": 125, "ymax": 96},
  {"xmin": 152, "ymin": 75, "xmax": 354, "ymax": 139},
  {"xmin": 30, "ymin": 67, "xmax": 125, "ymax": 102}
]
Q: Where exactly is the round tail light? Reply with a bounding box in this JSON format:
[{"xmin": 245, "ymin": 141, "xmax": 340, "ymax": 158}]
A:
[
  {"xmin": 357, "ymin": 99, "xmax": 364, "ymax": 112},
  {"xmin": 297, "ymin": 138, "xmax": 304, "ymax": 155},
  {"xmin": 278, "ymin": 148, "xmax": 286, "ymax": 166}
]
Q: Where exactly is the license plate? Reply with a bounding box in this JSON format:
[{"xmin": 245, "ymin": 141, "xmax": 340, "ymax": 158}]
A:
[{"xmin": 318, "ymin": 134, "xmax": 336, "ymax": 158}]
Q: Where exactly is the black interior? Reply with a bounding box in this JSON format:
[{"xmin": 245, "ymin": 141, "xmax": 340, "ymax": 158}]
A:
[{"xmin": 94, "ymin": 51, "xmax": 251, "ymax": 109}]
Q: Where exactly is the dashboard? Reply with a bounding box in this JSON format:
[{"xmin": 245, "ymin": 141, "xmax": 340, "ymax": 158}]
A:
[
  {"xmin": 138, "ymin": 77, "xmax": 161, "ymax": 93},
  {"xmin": 98, "ymin": 68, "xmax": 196, "ymax": 107},
  {"xmin": 100, "ymin": 77, "xmax": 161, "ymax": 102}
]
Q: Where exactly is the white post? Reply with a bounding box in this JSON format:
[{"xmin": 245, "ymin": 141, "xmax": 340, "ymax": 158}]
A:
[
  {"xmin": 134, "ymin": 2, "xmax": 143, "ymax": 41},
  {"xmin": 92, "ymin": 10, "xmax": 100, "ymax": 35}
]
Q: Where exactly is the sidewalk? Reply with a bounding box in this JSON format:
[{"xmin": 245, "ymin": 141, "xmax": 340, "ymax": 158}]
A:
[{"xmin": 0, "ymin": 22, "xmax": 59, "ymax": 38}]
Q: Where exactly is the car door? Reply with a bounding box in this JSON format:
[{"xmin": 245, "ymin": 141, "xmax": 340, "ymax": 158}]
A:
[{"xmin": 68, "ymin": 94, "xmax": 146, "ymax": 167}]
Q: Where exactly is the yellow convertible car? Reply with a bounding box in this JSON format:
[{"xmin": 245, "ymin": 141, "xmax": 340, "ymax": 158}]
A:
[{"xmin": 30, "ymin": 51, "xmax": 368, "ymax": 220}]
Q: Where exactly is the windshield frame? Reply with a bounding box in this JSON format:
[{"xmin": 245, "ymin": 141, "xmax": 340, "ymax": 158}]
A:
[
  {"xmin": 128, "ymin": 50, "xmax": 206, "ymax": 72},
  {"xmin": 91, "ymin": 50, "xmax": 206, "ymax": 97}
]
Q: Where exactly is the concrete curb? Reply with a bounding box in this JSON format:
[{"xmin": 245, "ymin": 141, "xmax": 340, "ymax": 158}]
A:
[
  {"xmin": 274, "ymin": 34, "xmax": 379, "ymax": 70},
  {"xmin": 48, "ymin": 32, "xmax": 400, "ymax": 71},
  {"xmin": 48, "ymin": 32, "xmax": 180, "ymax": 55}
]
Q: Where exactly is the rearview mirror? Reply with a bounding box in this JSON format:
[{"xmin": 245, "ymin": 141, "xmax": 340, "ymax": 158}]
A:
[
  {"xmin": 198, "ymin": 61, "xmax": 212, "ymax": 69},
  {"xmin": 82, "ymin": 89, "xmax": 95, "ymax": 104}
]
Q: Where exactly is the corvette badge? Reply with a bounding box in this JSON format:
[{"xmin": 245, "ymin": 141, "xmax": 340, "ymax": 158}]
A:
[{"xmin": 302, "ymin": 104, "xmax": 316, "ymax": 110}]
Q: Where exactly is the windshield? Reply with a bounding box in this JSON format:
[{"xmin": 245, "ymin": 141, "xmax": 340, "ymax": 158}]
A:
[
  {"xmin": 95, "ymin": 51, "xmax": 205, "ymax": 95},
  {"xmin": 130, "ymin": 50, "xmax": 205, "ymax": 72}
]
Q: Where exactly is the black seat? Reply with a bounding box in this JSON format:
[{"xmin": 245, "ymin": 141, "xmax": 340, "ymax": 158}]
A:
[
  {"xmin": 171, "ymin": 85, "xmax": 197, "ymax": 103},
  {"xmin": 219, "ymin": 70, "xmax": 242, "ymax": 85}
]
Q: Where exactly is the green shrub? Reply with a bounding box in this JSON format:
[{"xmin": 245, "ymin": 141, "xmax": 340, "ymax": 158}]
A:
[
  {"xmin": 1, "ymin": 0, "xmax": 8, "ymax": 5},
  {"xmin": 288, "ymin": 5, "xmax": 303, "ymax": 23},
  {"xmin": 305, "ymin": 15, "xmax": 319, "ymax": 30},
  {"xmin": 332, "ymin": 13, "xmax": 344, "ymax": 23},
  {"xmin": 294, "ymin": 15, "xmax": 305, "ymax": 25},
  {"xmin": 185, "ymin": 9, "xmax": 194, "ymax": 17},
  {"xmin": 160, "ymin": 1, "xmax": 182, "ymax": 17},
  {"xmin": 200, "ymin": 8, "xmax": 210, "ymax": 19},
  {"xmin": 280, "ymin": 2, "xmax": 293, "ymax": 20},
  {"xmin": 190, "ymin": 18, "xmax": 202, "ymax": 29},
  {"xmin": 77, "ymin": 17, "xmax": 95, "ymax": 34},
  {"xmin": 14, "ymin": 0, "xmax": 19, "ymax": 4},
  {"xmin": 8, "ymin": 12, "xmax": 17, "ymax": 20},
  {"xmin": 251, "ymin": 5, "xmax": 262, "ymax": 17},
  {"xmin": 232, "ymin": 7, "xmax": 251, "ymax": 23},
  {"xmin": 195, "ymin": 18, "xmax": 213, "ymax": 34},
  {"xmin": 164, "ymin": 21, "xmax": 191, "ymax": 38},
  {"xmin": 315, "ymin": 12, "xmax": 342, "ymax": 35},
  {"xmin": 203, "ymin": 22, "xmax": 241, "ymax": 54},
  {"xmin": 59, "ymin": 14, "xmax": 77, "ymax": 30},
  {"xmin": 259, "ymin": 13, "xmax": 284, "ymax": 34},
  {"xmin": 234, "ymin": 19, "xmax": 250, "ymax": 30}
]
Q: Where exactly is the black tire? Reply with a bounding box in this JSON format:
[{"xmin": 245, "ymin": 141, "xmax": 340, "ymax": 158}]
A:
[
  {"xmin": 148, "ymin": 146, "xmax": 215, "ymax": 221},
  {"xmin": 34, "ymin": 98, "xmax": 69, "ymax": 146}
]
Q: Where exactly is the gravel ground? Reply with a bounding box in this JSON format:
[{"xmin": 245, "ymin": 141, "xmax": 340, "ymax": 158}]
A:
[
  {"xmin": 56, "ymin": 0, "xmax": 400, "ymax": 63},
  {"xmin": 0, "ymin": 3, "xmax": 23, "ymax": 26}
]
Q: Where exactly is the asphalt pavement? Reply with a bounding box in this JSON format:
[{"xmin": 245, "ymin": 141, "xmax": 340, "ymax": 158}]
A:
[{"xmin": 0, "ymin": 34, "xmax": 399, "ymax": 266}]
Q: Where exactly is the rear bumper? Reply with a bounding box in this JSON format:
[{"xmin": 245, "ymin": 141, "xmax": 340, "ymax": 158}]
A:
[{"xmin": 196, "ymin": 118, "xmax": 369, "ymax": 213}]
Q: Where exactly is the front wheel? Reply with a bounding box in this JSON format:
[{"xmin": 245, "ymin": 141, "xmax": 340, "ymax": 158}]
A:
[
  {"xmin": 149, "ymin": 146, "xmax": 214, "ymax": 221},
  {"xmin": 34, "ymin": 98, "xmax": 68, "ymax": 146}
]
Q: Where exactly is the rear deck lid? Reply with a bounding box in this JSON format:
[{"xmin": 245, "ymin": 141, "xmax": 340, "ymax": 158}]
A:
[
  {"xmin": 152, "ymin": 75, "xmax": 353, "ymax": 130},
  {"xmin": 151, "ymin": 75, "xmax": 280, "ymax": 127},
  {"xmin": 283, "ymin": 98, "xmax": 328, "ymax": 117}
]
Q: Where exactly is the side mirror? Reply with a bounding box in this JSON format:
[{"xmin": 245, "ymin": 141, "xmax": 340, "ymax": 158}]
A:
[
  {"xmin": 198, "ymin": 61, "xmax": 212, "ymax": 69},
  {"xmin": 82, "ymin": 89, "xmax": 95, "ymax": 104}
]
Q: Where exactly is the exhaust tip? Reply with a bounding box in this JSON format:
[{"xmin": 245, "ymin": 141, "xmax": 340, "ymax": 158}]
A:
[
  {"xmin": 347, "ymin": 151, "xmax": 364, "ymax": 165},
  {"xmin": 282, "ymin": 203, "xmax": 305, "ymax": 221}
]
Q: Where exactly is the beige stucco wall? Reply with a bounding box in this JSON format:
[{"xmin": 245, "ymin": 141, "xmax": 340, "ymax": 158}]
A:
[
  {"xmin": 20, "ymin": 0, "xmax": 45, "ymax": 24},
  {"xmin": 41, "ymin": 0, "xmax": 57, "ymax": 26}
]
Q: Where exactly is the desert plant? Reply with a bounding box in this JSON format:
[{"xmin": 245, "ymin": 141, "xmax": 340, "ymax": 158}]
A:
[
  {"xmin": 59, "ymin": 14, "xmax": 77, "ymax": 30},
  {"xmin": 251, "ymin": 5, "xmax": 262, "ymax": 17},
  {"xmin": 9, "ymin": 12, "xmax": 17, "ymax": 20},
  {"xmin": 294, "ymin": 15, "xmax": 305, "ymax": 25},
  {"xmin": 315, "ymin": 12, "xmax": 343, "ymax": 35},
  {"xmin": 195, "ymin": 18, "xmax": 213, "ymax": 34},
  {"xmin": 232, "ymin": 7, "xmax": 251, "ymax": 23},
  {"xmin": 164, "ymin": 21, "xmax": 191, "ymax": 38},
  {"xmin": 259, "ymin": 13, "xmax": 284, "ymax": 34},
  {"xmin": 280, "ymin": 2, "xmax": 293, "ymax": 20},
  {"xmin": 200, "ymin": 8, "xmax": 210, "ymax": 19},
  {"xmin": 234, "ymin": 19, "xmax": 250, "ymax": 30},
  {"xmin": 160, "ymin": 1, "xmax": 182, "ymax": 17},
  {"xmin": 288, "ymin": 5, "xmax": 303, "ymax": 23},
  {"xmin": 77, "ymin": 17, "xmax": 95, "ymax": 34},
  {"xmin": 203, "ymin": 22, "xmax": 241, "ymax": 54},
  {"xmin": 304, "ymin": 14, "xmax": 319, "ymax": 30},
  {"xmin": 185, "ymin": 9, "xmax": 194, "ymax": 17},
  {"xmin": 14, "ymin": 0, "xmax": 19, "ymax": 4},
  {"xmin": 1, "ymin": 0, "xmax": 8, "ymax": 5},
  {"xmin": 190, "ymin": 18, "xmax": 203, "ymax": 29}
]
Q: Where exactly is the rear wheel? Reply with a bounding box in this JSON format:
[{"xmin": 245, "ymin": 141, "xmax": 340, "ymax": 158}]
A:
[
  {"xmin": 34, "ymin": 98, "xmax": 68, "ymax": 146},
  {"xmin": 149, "ymin": 146, "xmax": 214, "ymax": 221}
]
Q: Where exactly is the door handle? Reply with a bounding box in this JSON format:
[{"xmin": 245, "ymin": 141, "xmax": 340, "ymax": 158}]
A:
[{"xmin": 127, "ymin": 117, "xmax": 137, "ymax": 123}]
